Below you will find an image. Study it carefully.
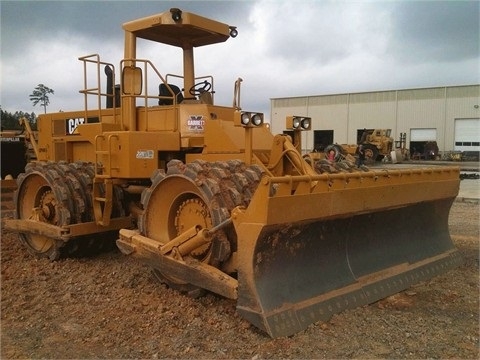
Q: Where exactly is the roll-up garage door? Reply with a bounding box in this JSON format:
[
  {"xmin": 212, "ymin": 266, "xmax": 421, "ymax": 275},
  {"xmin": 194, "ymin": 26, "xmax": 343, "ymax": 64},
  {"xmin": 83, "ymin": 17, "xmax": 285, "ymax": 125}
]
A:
[
  {"xmin": 454, "ymin": 119, "xmax": 480, "ymax": 151},
  {"xmin": 410, "ymin": 129, "xmax": 437, "ymax": 141}
]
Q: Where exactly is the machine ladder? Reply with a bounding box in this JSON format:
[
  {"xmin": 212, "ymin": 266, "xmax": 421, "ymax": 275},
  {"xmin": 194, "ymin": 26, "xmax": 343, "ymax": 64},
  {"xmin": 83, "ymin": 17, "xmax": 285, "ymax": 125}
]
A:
[{"xmin": 93, "ymin": 134, "xmax": 119, "ymax": 226}]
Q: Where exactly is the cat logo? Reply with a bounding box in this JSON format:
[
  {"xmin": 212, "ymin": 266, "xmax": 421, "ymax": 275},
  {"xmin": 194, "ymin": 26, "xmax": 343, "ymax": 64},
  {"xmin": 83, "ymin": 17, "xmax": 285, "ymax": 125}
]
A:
[{"xmin": 66, "ymin": 118, "xmax": 85, "ymax": 135}]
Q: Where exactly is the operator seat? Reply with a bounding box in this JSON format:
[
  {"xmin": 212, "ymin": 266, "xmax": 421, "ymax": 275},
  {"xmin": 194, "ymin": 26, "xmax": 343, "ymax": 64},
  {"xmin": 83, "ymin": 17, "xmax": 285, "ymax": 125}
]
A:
[
  {"xmin": 199, "ymin": 90, "xmax": 213, "ymax": 105},
  {"xmin": 159, "ymin": 84, "xmax": 184, "ymax": 105}
]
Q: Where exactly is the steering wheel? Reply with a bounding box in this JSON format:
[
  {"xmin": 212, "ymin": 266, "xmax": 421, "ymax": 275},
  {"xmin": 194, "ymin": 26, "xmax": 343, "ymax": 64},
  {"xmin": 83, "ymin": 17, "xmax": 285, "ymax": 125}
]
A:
[{"xmin": 189, "ymin": 80, "xmax": 212, "ymax": 96}]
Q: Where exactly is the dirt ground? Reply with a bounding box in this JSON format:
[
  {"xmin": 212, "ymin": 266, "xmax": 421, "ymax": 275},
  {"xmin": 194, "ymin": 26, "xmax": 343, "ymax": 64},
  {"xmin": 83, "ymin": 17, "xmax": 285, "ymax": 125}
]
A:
[{"xmin": 1, "ymin": 200, "xmax": 478, "ymax": 359}]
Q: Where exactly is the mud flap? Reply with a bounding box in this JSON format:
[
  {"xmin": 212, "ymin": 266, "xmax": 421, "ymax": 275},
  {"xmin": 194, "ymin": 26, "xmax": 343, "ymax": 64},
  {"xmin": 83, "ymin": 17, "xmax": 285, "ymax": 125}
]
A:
[{"xmin": 235, "ymin": 198, "xmax": 461, "ymax": 338}]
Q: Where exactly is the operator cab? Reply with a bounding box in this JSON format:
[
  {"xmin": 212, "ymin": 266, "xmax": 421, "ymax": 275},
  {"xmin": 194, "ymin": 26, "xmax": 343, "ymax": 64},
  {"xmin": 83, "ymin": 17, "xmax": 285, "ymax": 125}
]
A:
[
  {"xmin": 120, "ymin": 8, "xmax": 237, "ymax": 129},
  {"xmin": 122, "ymin": 8, "xmax": 237, "ymax": 101}
]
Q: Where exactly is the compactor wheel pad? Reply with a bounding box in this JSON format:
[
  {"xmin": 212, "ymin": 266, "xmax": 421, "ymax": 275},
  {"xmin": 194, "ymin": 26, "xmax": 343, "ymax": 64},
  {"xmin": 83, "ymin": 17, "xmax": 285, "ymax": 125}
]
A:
[
  {"xmin": 14, "ymin": 161, "xmax": 123, "ymax": 259},
  {"xmin": 139, "ymin": 159, "xmax": 263, "ymax": 295},
  {"xmin": 15, "ymin": 162, "xmax": 72, "ymax": 259}
]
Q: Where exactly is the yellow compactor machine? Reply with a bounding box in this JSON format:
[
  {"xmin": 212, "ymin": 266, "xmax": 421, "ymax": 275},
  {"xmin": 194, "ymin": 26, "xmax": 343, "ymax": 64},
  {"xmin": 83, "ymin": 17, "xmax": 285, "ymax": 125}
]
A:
[{"xmin": 5, "ymin": 9, "xmax": 462, "ymax": 338}]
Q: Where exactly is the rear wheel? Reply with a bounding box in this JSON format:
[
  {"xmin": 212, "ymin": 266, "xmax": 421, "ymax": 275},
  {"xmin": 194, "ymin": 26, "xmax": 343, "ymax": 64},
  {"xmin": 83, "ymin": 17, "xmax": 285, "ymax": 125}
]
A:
[
  {"xmin": 15, "ymin": 161, "xmax": 124, "ymax": 259},
  {"xmin": 15, "ymin": 164, "xmax": 72, "ymax": 260}
]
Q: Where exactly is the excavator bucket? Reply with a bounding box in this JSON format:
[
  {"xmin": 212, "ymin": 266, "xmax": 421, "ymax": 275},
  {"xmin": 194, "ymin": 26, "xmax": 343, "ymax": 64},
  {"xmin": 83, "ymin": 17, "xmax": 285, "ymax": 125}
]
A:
[{"xmin": 232, "ymin": 167, "xmax": 461, "ymax": 338}]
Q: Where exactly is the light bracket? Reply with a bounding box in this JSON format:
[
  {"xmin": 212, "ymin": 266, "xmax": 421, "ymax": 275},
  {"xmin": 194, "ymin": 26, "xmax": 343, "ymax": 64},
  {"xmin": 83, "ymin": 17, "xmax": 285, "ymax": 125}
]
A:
[
  {"xmin": 286, "ymin": 116, "xmax": 311, "ymax": 131},
  {"xmin": 234, "ymin": 111, "xmax": 264, "ymax": 127}
]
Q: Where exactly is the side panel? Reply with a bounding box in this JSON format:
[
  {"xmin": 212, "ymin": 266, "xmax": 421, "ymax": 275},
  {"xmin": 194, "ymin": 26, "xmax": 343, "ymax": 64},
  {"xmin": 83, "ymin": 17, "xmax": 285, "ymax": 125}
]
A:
[
  {"xmin": 100, "ymin": 131, "xmax": 181, "ymax": 178},
  {"xmin": 36, "ymin": 109, "xmax": 121, "ymax": 162}
]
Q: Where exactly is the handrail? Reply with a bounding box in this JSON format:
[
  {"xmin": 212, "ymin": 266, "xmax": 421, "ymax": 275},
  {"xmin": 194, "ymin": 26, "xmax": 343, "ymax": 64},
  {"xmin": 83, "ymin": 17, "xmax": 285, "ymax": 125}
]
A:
[
  {"xmin": 267, "ymin": 166, "xmax": 459, "ymax": 185},
  {"xmin": 121, "ymin": 58, "xmax": 171, "ymax": 107},
  {"xmin": 122, "ymin": 58, "xmax": 213, "ymax": 104},
  {"xmin": 80, "ymin": 55, "xmax": 217, "ymax": 132},
  {"xmin": 121, "ymin": 58, "xmax": 215, "ymax": 131},
  {"xmin": 78, "ymin": 54, "xmax": 118, "ymax": 125},
  {"xmin": 233, "ymin": 77, "xmax": 242, "ymax": 109}
]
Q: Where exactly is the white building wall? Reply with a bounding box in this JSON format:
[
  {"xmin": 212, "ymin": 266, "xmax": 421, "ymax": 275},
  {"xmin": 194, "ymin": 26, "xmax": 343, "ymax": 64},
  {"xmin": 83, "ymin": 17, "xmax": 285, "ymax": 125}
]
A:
[
  {"xmin": 270, "ymin": 97, "xmax": 311, "ymax": 150},
  {"xmin": 397, "ymin": 88, "xmax": 446, "ymax": 149},
  {"xmin": 307, "ymin": 95, "xmax": 349, "ymax": 144},
  {"xmin": 347, "ymin": 91, "xmax": 397, "ymax": 143},
  {"xmin": 270, "ymin": 85, "xmax": 480, "ymax": 153},
  {"xmin": 445, "ymin": 86, "xmax": 480, "ymax": 150}
]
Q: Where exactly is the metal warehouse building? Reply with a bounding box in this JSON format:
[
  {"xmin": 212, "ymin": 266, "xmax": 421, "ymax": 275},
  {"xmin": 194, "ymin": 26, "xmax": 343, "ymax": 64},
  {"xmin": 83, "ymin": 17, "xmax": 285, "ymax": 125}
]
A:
[{"xmin": 270, "ymin": 84, "xmax": 480, "ymax": 157}]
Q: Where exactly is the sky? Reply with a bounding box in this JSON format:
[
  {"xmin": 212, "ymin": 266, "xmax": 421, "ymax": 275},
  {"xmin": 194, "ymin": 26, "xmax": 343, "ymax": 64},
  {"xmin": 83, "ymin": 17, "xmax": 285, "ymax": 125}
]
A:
[{"xmin": 1, "ymin": 0, "xmax": 479, "ymax": 119}]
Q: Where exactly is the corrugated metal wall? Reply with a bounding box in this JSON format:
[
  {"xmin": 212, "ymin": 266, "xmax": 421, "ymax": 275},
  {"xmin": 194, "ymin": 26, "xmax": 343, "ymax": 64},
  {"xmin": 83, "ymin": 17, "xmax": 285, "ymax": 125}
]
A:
[{"xmin": 270, "ymin": 85, "xmax": 480, "ymax": 153}]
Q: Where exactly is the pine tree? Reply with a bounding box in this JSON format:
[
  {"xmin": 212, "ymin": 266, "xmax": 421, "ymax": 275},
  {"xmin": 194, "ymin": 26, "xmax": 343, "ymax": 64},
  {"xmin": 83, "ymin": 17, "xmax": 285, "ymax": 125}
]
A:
[{"xmin": 29, "ymin": 84, "xmax": 54, "ymax": 114}]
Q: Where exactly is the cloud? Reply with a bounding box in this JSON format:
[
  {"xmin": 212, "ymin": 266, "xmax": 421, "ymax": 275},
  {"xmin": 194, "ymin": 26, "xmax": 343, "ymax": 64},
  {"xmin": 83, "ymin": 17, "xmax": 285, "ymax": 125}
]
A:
[
  {"xmin": 1, "ymin": 28, "xmax": 125, "ymax": 112},
  {"xmin": 0, "ymin": 1, "xmax": 255, "ymax": 113},
  {"xmin": 388, "ymin": 1, "xmax": 480, "ymax": 63},
  {"xmin": 249, "ymin": 1, "xmax": 392, "ymax": 65},
  {"xmin": 1, "ymin": 0, "xmax": 478, "ymax": 118}
]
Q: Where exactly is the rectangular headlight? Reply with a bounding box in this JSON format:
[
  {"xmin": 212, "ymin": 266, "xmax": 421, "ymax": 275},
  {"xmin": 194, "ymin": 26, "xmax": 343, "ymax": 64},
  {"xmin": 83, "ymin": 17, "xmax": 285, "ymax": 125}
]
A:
[
  {"xmin": 234, "ymin": 111, "xmax": 264, "ymax": 127},
  {"xmin": 286, "ymin": 116, "xmax": 311, "ymax": 130}
]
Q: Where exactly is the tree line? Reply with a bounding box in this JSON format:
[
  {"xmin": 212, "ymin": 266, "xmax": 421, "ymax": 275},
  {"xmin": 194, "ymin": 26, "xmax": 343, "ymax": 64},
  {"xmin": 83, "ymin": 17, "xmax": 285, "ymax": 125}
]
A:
[
  {"xmin": 1, "ymin": 107, "xmax": 37, "ymax": 131},
  {"xmin": 1, "ymin": 84, "xmax": 54, "ymax": 131}
]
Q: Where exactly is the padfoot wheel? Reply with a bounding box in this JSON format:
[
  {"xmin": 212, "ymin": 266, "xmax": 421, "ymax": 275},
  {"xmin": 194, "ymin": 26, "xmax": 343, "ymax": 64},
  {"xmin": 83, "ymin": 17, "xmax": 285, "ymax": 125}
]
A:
[
  {"xmin": 14, "ymin": 161, "xmax": 125, "ymax": 259},
  {"xmin": 140, "ymin": 160, "xmax": 264, "ymax": 296},
  {"xmin": 15, "ymin": 164, "xmax": 72, "ymax": 260}
]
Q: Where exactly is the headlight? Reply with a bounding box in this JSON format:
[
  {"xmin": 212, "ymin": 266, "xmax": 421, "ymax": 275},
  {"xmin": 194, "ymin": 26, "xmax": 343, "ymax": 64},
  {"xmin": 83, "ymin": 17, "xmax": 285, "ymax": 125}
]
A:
[
  {"xmin": 301, "ymin": 117, "xmax": 311, "ymax": 130},
  {"xmin": 286, "ymin": 116, "xmax": 312, "ymax": 130},
  {"xmin": 235, "ymin": 111, "xmax": 264, "ymax": 127},
  {"xmin": 252, "ymin": 113, "xmax": 263, "ymax": 126},
  {"xmin": 241, "ymin": 113, "xmax": 251, "ymax": 125},
  {"xmin": 293, "ymin": 117, "xmax": 301, "ymax": 128}
]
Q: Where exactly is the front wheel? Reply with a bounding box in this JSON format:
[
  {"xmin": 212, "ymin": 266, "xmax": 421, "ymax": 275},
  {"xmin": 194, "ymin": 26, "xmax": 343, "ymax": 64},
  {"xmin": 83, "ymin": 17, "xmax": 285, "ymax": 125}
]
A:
[
  {"xmin": 139, "ymin": 160, "xmax": 263, "ymax": 297},
  {"xmin": 139, "ymin": 163, "xmax": 228, "ymax": 297},
  {"xmin": 362, "ymin": 144, "xmax": 379, "ymax": 164}
]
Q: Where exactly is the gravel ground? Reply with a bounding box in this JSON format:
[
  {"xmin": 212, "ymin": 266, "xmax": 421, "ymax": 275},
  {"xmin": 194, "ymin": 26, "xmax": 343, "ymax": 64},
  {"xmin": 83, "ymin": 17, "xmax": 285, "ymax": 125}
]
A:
[{"xmin": 1, "ymin": 199, "xmax": 478, "ymax": 359}]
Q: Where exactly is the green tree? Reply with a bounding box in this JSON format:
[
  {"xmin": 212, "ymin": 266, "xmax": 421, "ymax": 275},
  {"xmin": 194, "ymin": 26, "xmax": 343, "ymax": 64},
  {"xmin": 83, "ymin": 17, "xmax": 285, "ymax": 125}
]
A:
[
  {"xmin": 0, "ymin": 107, "xmax": 37, "ymax": 131},
  {"xmin": 29, "ymin": 84, "xmax": 54, "ymax": 114}
]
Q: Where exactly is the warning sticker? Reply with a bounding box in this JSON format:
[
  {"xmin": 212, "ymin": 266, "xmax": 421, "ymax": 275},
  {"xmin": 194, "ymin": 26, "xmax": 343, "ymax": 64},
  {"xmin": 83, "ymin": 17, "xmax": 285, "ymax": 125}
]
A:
[{"xmin": 136, "ymin": 150, "xmax": 154, "ymax": 159}]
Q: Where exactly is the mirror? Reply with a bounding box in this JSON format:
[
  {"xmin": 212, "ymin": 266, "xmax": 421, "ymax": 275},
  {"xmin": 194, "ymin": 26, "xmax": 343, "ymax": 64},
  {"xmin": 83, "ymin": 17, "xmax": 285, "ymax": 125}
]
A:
[{"xmin": 122, "ymin": 66, "xmax": 142, "ymax": 95}]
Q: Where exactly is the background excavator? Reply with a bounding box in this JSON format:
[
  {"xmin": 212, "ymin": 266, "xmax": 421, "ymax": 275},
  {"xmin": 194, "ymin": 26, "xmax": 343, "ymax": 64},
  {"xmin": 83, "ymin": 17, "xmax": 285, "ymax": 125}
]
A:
[{"xmin": 5, "ymin": 8, "xmax": 461, "ymax": 338}]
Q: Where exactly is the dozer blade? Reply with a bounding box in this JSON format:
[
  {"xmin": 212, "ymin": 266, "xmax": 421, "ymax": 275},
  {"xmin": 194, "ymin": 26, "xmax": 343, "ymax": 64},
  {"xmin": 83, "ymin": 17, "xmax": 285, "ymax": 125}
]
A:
[{"xmin": 232, "ymin": 167, "xmax": 461, "ymax": 338}]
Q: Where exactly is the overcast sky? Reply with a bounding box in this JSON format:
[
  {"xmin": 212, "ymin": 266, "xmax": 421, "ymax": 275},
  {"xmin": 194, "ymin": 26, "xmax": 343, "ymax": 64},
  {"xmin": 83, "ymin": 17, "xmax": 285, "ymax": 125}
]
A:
[{"xmin": 1, "ymin": 0, "xmax": 479, "ymax": 119}]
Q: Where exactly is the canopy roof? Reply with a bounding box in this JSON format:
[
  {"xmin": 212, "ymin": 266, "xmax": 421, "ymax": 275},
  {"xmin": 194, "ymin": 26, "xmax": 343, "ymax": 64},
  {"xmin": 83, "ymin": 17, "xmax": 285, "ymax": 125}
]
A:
[{"xmin": 122, "ymin": 9, "xmax": 232, "ymax": 48}]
